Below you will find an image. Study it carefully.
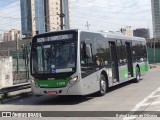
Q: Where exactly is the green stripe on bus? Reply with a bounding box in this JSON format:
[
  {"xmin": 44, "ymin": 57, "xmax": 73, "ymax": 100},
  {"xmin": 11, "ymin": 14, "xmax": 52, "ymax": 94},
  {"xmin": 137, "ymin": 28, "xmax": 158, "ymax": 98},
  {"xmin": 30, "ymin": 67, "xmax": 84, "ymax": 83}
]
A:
[
  {"xmin": 133, "ymin": 67, "xmax": 136, "ymax": 76},
  {"xmin": 35, "ymin": 77, "xmax": 72, "ymax": 88},
  {"xmin": 140, "ymin": 64, "xmax": 148, "ymax": 74},
  {"xmin": 120, "ymin": 64, "xmax": 148, "ymax": 80},
  {"xmin": 120, "ymin": 69, "xmax": 128, "ymax": 80}
]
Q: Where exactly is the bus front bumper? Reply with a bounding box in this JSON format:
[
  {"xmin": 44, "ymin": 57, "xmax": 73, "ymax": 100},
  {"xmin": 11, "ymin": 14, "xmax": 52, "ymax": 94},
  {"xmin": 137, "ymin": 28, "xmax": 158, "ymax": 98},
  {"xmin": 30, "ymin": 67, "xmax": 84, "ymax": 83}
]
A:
[{"xmin": 30, "ymin": 80, "xmax": 83, "ymax": 96}]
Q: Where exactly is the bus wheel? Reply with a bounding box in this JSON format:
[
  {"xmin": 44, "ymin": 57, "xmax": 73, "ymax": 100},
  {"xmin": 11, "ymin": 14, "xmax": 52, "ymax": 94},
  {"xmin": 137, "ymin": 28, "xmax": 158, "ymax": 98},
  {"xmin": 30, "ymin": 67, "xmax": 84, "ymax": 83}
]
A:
[
  {"xmin": 97, "ymin": 74, "xmax": 107, "ymax": 96},
  {"xmin": 135, "ymin": 67, "xmax": 141, "ymax": 83}
]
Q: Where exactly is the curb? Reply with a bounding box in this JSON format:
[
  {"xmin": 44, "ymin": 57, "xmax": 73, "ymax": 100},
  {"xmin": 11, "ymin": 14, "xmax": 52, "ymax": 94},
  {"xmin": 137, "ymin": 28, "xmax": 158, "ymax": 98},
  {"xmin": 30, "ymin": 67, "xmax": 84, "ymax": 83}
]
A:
[{"xmin": 149, "ymin": 65, "xmax": 157, "ymax": 69}]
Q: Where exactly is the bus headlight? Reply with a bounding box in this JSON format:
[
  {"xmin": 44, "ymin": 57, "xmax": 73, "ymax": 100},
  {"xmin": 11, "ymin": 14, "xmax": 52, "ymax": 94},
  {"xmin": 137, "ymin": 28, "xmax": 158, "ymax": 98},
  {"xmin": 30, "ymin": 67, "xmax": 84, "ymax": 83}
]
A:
[
  {"xmin": 72, "ymin": 76, "xmax": 78, "ymax": 81},
  {"xmin": 69, "ymin": 76, "xmax": 78, "ymax": 85}
]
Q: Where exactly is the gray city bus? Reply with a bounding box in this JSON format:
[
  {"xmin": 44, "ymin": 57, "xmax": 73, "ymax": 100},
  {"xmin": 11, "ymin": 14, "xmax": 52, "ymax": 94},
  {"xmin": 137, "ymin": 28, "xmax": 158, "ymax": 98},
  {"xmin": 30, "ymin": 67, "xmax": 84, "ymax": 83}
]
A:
[{"xmin": 30, "ymin": 29, "xmax": 148, "ymax": 96}]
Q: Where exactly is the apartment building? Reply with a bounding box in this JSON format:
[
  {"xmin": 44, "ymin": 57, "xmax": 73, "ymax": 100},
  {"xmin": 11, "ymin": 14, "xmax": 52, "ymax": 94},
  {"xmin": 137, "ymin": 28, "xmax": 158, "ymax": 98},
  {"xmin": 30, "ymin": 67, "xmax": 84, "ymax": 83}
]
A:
[
  {"xmin": 20, "ymin": 0, "xmax": 70, "ymax": 38},
  {"xmin": 151, "ymin": 0, "xmax": 160, "ymax": 37}
]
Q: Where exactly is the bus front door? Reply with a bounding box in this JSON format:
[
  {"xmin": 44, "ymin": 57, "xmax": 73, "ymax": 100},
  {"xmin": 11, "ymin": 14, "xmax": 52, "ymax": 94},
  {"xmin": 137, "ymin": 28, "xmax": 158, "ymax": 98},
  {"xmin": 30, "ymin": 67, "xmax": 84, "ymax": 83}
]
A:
[
  {"xmin": 109, "ymin": 42, "xmax": 119, "ymax": 82},
  {"xmin": 125, "ymin": 42, "xmax": 133, "ymax": 77}
]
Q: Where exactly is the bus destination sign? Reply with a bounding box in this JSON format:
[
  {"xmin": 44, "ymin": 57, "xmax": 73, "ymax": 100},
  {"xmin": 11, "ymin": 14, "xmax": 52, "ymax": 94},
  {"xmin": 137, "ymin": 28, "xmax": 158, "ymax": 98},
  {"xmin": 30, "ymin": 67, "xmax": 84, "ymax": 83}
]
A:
[{"xmin": 37, "ymin": 34, "xmax": 73, "ymax": 43}]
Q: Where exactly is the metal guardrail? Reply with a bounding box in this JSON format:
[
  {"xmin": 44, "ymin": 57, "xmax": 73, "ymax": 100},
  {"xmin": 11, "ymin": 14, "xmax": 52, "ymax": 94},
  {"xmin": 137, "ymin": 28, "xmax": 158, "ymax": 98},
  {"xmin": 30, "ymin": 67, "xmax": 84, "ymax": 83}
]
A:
[
  {"xmin": 0, "ymin": 82, "xmax": 31, "ymax": 103},
  {"xmin": 0, "ymin": 82, "xmax": 30, "ymax": 94}
]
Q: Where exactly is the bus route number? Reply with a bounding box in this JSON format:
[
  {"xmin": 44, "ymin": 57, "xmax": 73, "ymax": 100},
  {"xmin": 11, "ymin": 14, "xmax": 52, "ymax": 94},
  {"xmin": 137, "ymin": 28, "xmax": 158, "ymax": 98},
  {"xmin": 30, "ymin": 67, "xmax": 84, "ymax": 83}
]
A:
[{"xmin": 57, "ymin": 82, "xmax": 66, "ymax": 86}]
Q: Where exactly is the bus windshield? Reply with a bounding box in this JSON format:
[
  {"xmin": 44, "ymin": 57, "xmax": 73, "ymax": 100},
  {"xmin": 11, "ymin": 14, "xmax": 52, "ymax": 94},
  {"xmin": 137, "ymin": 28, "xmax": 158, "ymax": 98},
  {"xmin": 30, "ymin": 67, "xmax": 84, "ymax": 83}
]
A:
[{"xmin": 31, "ymin": 41, "xmax": 77, "ymax": 75}]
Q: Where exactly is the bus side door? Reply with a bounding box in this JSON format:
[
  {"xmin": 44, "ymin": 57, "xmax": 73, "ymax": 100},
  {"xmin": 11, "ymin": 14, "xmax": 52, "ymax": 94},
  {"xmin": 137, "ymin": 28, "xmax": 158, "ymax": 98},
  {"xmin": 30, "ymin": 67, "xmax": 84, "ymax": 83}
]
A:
[
  {"xmin": 109, "ymin": 42, "xmax": 119, "ymax": 82},
  {"xmin": 125, "ymin": 42, "xmax": 134, "ymax": 77}
]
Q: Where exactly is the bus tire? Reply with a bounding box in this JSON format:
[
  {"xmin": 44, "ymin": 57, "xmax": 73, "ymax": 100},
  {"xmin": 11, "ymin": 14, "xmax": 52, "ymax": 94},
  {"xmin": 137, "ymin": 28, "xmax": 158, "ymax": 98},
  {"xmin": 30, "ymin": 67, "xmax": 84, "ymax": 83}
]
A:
[
  {"xmin": 135, "ymin": 67, "xmax": 141, "ymax": 83},
  {"xmin": 97, "ymin": 74, "xmax": 107, "ymax": 96}
]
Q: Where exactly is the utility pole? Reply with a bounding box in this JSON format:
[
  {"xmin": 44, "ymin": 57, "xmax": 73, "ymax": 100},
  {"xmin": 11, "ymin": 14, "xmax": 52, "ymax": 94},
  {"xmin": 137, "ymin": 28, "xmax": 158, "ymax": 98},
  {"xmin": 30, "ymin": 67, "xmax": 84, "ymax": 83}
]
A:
[
  {"xmin": 60, "ymin": 0, "xmax": 65, "ymax": 30},
  {"xmin": 85, "ymin": 21, "xmax": 90, "ymax": 30}
]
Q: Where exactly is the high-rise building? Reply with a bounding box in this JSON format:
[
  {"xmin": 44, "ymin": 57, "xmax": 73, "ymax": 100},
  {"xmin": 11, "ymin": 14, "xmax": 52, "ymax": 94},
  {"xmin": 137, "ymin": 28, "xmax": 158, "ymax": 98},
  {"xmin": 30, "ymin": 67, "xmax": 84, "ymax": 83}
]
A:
[
  {"xmin": 20, "ymin": 0, "xmax": 70, "ymax": 38},
  {"xmin": 63, "ymin": 0, "xmax": 70, "ymax": 30},
  {"xmin": 151, "ymin": 0, "xmax": 160, "ymax": 37},
  {"xmin": 44, "ymin": 0, "xmax": 60, "ymax": 32},
  {"xmin": 20, "ymin": 0, "xmax": 35, "ymax": 37},
  {"xmin": 133, "ymin": 28, "xmax": 150, "ymax": 39}
]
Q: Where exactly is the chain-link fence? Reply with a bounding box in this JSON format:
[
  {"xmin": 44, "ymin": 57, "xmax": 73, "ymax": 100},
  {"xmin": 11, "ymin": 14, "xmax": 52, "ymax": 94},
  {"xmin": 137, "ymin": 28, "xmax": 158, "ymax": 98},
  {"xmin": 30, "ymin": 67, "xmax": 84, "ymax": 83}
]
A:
[
  {"xmin": 147, "ymin": 41, "xmax": 160, "ymax": 64},
  {"xmin": 147, "ymin": 48, "xmax": 160, "ymax": 64}
]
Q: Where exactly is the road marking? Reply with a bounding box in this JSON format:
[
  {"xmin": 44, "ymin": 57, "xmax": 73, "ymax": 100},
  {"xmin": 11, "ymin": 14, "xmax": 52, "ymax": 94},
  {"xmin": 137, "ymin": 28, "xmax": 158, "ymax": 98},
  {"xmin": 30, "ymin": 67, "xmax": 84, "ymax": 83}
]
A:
[
  {"xmin": 150, "ymin": 102, "xmax": 160, "ymax": 105},
  {"xmin": 149, "ymin": 95, "xmax": 160, "ymax": 98},
  {"xmin": 132, "ymin": 87, "xmax": 160, "ymax": 111},
  {"xmin": 123, "ymin": 87, "xmax": 160, "ymax": 120}
]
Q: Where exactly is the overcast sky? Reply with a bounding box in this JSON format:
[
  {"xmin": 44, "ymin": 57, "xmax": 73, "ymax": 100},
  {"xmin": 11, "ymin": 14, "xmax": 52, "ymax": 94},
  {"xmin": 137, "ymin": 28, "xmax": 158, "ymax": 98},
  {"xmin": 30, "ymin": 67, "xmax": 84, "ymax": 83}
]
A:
[{"xmin": 0, "ymin": 0, "xmax": 153, "ymax": 37}]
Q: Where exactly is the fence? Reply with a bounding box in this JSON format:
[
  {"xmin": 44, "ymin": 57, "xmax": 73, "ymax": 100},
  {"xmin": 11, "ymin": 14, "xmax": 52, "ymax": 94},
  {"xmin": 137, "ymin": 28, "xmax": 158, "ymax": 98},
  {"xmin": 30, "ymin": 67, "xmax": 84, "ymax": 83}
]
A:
[
  {"xmin": 147, "ymin": 48, "xmax": 160, "ymax": 64},
  {"xmin": 0, "ymin": 44, "xmax": 30, "ymax": 85}
]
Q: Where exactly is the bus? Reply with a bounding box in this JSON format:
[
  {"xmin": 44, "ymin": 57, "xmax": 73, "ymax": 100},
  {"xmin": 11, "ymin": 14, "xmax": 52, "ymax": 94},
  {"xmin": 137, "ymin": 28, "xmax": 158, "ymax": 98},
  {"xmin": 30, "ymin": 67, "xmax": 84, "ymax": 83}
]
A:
[{"xmin": 30, "ymin": 29, "xmax": 148, "ymax": 96}]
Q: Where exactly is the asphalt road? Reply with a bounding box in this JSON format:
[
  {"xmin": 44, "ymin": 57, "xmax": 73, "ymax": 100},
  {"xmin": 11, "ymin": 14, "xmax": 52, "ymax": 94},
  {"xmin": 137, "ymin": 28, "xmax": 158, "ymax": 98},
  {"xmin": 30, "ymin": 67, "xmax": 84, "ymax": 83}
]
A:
[{"xmin": 1, "ymin": 67, "xmax": 160, "ymax": 120}]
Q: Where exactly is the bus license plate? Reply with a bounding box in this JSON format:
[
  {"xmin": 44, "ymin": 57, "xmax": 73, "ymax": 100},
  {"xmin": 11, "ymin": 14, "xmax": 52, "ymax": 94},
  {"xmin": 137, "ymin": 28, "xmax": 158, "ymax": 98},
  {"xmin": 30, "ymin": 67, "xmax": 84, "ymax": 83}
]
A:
[{"xmin": 47, "ymin": 91, "xmax": 57, "ymax": 95}]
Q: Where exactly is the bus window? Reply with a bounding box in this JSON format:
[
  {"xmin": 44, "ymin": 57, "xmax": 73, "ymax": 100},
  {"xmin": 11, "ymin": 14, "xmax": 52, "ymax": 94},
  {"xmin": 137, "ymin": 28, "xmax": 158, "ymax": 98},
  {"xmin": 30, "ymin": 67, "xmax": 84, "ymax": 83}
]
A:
[
  {"xmin": 117, "ymin": 40, "xmax": 127, "ymax": 65},
  {"xmin": 95, "ymin": 39, "xmax": 110, "ymax": 67},
  {"xmin": 81, "ymin": 43, "xmax": 93, "ymax": 64},
  {"xmin": 85, "ymin": 44, "xmax": 93, "ymax": 63},
  {"xmin": 142, "ymin": 41, "xmax": 147, "ymax": 60}
]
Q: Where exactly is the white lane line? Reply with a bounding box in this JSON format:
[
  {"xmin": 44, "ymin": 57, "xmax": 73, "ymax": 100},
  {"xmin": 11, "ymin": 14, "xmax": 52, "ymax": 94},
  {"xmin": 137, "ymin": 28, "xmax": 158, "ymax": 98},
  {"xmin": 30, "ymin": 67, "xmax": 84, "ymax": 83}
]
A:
[
  {"xmin": 149, "ymin": 95, "xmax": 160, "ymax": 98},
  {"xmin": 150, "ymin": 102, "xmax": 160, "ymax": 105},
  {"xmin": 157, "ymin": 88, "xmax": 160, "ymax": 91},
  {"xmin": 132, "ymin": 87, "xmax": 160, "ymax": 111},
  {"xmin": 123, "ymin": 87, "xmax": 160, "ymax": 120}
]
